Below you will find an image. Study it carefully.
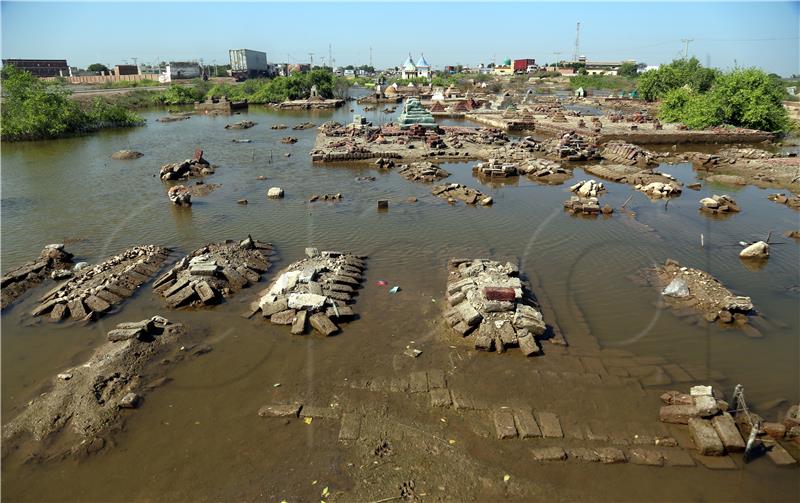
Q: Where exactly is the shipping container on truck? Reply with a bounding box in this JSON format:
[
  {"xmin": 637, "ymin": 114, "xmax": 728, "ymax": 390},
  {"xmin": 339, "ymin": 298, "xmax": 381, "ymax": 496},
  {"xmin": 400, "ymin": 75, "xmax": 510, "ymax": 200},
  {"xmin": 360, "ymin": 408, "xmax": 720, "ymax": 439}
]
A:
[
  {"xmin": 229, "ymin": 49, "xmax": 270, "ymax": 81},
  {"xmin": 513, "ymin": 59, "xmax": 536, "ymax": 73}
]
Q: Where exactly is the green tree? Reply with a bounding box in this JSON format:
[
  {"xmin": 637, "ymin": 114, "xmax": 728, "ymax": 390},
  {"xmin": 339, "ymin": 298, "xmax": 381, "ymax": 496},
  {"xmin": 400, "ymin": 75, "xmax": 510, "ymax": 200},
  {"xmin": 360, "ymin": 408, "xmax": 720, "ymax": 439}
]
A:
[
  {"xmin": 1, "ymin": 66, "xmax": 141, "ymax": 141},
  {"xmin": 638, "ymin": 57, "xmax": 718, "ymax": 101},
  {"xmin": 617, "ymin": 62, "xmax": 639, "ymax": 78},
  {"xmin": 87, "ymin": 63, "xmax": 110, "ymax": 73},
  {"xmin": 658, "ymin": 67, "xmax": 789, "ymax": 132}
]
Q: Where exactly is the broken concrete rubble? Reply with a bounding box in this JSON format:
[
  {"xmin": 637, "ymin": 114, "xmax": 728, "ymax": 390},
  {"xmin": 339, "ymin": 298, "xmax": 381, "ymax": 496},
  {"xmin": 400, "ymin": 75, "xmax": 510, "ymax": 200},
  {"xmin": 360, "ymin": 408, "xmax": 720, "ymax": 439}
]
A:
[
  {"xmin": 111, "ymin": 150, "xmax": 144, "ymax": 160},
  {"xmin": 2, "ymin": 316, "xmax": 186, "ymax": 457},
  {"xmin": 398, "ymin": 161, "xmax": 451, "ymax": 182},
  {"xmin": 640, "ymin": 259, "xmax": 755, "ymax": 325},
  {"xmin": 432, "ymin": 183, "xmax": 493, "ymax": 206},
  {"xmin": 154, "ymin": 238, "xmax": 274, "ymax": 308},
  {"xmin": 472, "ymin": 159, "xmax": 518, "ymax": 178},
  {"xmin": 443, "ymin": 258, "xmax": 548, "ymax": 356},
  {"xmin": 767, "ymin": 192, "xmax": 800, "ymax": 210},
  {"xmin": 601, "ymin": 141, "xmax": 657, "ymax": 167},
  {"xmin": 167, "ymin": 185, "xmax": 192, "ymax": 206},
  {"xmin": 224, "ymin": 120, "xmax": 256, "ymax": 130},
  {"xmin": 32, "ymin": 245, "xmax": 169, "ymax": 322},
  {"xmin": 2, "ymin": 244, "xmax": 74, "ymax": 310},
  {"xmin": 250, "ymin": 250, "xmax": 367, "ymax": 336},
  {"xmin": 699, "ymin": 195, "xmax": 741, "ymax": 215},
  {"xmin": 585, "ymin": 164, "xmax": 682, "ymax": 198},
  {"xmin": 159, "ymin": 150, "xmax": 214, "ymax": 181}
]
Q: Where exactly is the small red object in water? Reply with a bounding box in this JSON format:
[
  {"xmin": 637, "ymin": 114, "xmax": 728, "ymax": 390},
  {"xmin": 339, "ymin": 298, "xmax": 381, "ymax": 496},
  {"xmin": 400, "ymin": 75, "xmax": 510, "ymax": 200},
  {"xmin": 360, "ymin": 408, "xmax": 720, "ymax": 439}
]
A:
[
  {"xmin": 376, "ymin": 280, "xmax": 388, "ymax": 286},
  {"xmin": 484, "ymin": 287, "xmax": 515, "ymax": 302},
  {"xmin": 193, "ymin": 149, "xmax": 204, "ymax": 161}
]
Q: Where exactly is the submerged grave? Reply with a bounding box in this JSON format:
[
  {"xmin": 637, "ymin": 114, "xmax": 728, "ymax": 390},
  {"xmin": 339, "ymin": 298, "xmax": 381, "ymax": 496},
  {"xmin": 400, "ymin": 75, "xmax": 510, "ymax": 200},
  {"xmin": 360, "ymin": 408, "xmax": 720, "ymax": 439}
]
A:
[
  {"xmin": 248, "ymin": 248, "xmax": 367, "ymax": 336},
  {"xmin": 443, "ymin": 259, "xmax": 547, "ymax": 356},
  {"xmin": 153, "ymin": 237, "xmax": 275, "ymax": 308}
]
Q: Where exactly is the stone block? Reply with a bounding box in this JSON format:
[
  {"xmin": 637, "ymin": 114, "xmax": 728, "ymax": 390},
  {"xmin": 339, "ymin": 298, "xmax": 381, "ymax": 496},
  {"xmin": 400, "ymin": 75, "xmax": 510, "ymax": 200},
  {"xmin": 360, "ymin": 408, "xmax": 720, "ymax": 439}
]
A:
[
  {"xmin": 288, "ymin": 293, "xmax": 327, "ymax": 310},
  {"xmin": 596, "ymin": 447, "xmax": 627, "ymax": 464},
  {"xmin": 309, "ymin": 313, "xmax": 338, "ymax": 336},
  {"xmin": 193, "ymin": 280, "xmax": 216, "ymax": 304},
  {"xmin": 494, "ymin": 409, "xmax": 518, "ymax": 439},
  {"xmin": 688, "ymin": 417, "xmax": 725, "ymax": 456},
  {"xmin": 455, "ymin": 301, "xmax": 482, "ymax": 326},
  {"xmin": 627, "ymin": 448, "xmax": 665, "ymax": 466},
  {"xmin": 530, "ymin": 447, "xmax": 566, "ymax": 461},
  {"xmin": 258, "ymin": 404, "xmax": 301, "ymax": 418},
  {"xmin": 261, "ymin": 298, "xmax": 288, "ymax": 317},
  {"xmin": 107, "ymin": 328, "xmax": 143, "ymax": 342},
  {"xmin": 694, "ymin": 395, "xmax": 720, "ymax": 417},
  {"xmin": 165, "ymin": 285, "xmax": 197, "ymax": 308},
  {"xmin": 430, "ymin": 388, "xmax": 452, "ymax": 407},
  {"xmin": 765, "ymin": 441, "xmax": 798, "ymax": 466},
  {"xmin": 270, "ymin": 309, "xmax": 296, "ymax": 325},
  {"xmin": 514, "ymin": 409, "xmax": 542, "ymax": 438},
  {"xmin": 427, "ymin": 369, "xmax": 446, "ymax": 389},
  {"xmin": 662, "ymin": 449, "xmax": 696, "ymax": 467},
  {"xmin": 68, "ymin": 299, "xmax": 88, "ymax": 321},
  {"xmin": 659, "ymin": 404, "xmax": 698, "ymax": 424},
  {"xmin": 484, "ymin": 287, "xmax": 515, "ymax": 301},
  {"xmin": 409, "ymin": 371, "xmax": 429, "ymax": 393},
  {"xmin": 339, "ymin": 413, "xmax": 361, "ymax": 441},
  {"xmin": 711, "ymin": 412, "xmax": 745, "ymax": 452},
  {"xmin": 50, "ymin": 303, "xmax": 67, "ymax": 321},
  {"xmin": 291, "ymin": 309, "xmax": 307, "ymax": 335},
  {"xmin": 95, "ymin": 289, "xmax": 123, "ymax": 305},
  {"xmin": 518, "ymin": 332, "xmax": 540, "ymax": 356},
  {"xmin": 536, "ymin": 412, "xmax": 563, "ymax": 438},
  {"xmin": 84, "ymin": 295, "xmax": 111, "ymax": 313}
]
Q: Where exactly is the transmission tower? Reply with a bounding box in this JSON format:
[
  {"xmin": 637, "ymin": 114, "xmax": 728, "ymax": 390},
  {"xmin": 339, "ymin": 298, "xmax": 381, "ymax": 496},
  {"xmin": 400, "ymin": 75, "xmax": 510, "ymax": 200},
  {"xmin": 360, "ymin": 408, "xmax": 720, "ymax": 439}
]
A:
[
  {"xmin": 573, "ymin": 22, "xmax": 581, "ymax": 63},
  {"xmin": 681, "ymin": 39, "xmax": 694, "ymax": 59}
]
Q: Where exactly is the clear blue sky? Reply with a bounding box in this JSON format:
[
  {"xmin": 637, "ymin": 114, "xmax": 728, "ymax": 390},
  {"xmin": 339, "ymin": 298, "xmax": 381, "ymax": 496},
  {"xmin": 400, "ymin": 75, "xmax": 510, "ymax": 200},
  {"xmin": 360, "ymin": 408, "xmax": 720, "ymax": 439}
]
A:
[{"xmin": 2, "ymin": 1, "xmax": 798, "ymax": 75}]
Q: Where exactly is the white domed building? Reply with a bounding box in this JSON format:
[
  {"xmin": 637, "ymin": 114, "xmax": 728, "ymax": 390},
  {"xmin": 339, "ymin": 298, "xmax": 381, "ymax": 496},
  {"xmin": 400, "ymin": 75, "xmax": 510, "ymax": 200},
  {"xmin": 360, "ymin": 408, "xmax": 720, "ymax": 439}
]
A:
[{"xmin": 401, "ymin": 53, "xmax": 431, "ymax": 81}]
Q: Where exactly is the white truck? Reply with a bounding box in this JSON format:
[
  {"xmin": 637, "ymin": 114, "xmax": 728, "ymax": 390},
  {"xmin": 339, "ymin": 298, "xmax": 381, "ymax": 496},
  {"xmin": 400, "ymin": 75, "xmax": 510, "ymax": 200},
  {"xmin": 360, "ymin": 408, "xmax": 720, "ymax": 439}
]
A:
[{"xmin": 229, "ymin": 49, "xmax": 272, "ymax": 81}]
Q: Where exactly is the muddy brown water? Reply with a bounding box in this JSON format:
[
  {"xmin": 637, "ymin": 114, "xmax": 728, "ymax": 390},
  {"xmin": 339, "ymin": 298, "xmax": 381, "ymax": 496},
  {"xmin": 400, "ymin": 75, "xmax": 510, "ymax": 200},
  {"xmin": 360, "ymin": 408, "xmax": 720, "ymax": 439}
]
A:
[{"xmin": 2, "ymin": 94, "xmax": 799, "ymax": 502}]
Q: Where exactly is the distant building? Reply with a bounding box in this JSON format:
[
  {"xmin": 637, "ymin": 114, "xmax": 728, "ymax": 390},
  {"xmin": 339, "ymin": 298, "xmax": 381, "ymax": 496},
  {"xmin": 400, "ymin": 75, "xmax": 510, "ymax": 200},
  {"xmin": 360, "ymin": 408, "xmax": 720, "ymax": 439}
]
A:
[
  {"xmin": 159, "ymin": 62, "xmax": 202, "ymax": 83},
  {"xmin": 582, "ymin": 59, "xmax": 636, "ymax": 76},
  {"xmin": 114, "ymin": 64, "xmax": 139, "ymax": 76},
  {"xmin": 344, "ymin": 68, "xmax": 355, "ymax": 77},
  {"xmin": 401, "ymin": 53, "xmax": 431, "ymax": 80},
  {"xmin": 2, "ymin": 59, "xmax": 70, "ymax": 77},
  {"xmin": 493, "ymin": 58, "xmax": 514, "ymax": 76}
]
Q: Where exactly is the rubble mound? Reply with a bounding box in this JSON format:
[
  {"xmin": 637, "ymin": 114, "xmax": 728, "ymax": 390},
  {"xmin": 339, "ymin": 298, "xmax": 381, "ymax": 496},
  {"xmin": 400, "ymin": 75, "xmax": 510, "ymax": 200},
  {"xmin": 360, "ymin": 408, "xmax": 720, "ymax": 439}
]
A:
[
  {"xmin": 281, "ymin": 137, "xmax": 298, "ymax": 144},
  {"xmin": 153, "ymin": 237, "xmax": 275, "ymax": 308},
  {"xmin": 271, "ymin": 124, "xmax": 288, "ymax": 130},
  {"xmin": 636, "ymin": 180, "xmax": 682, "ymax": 198},
  {"xmin": 518, "ymin": 159, "xmax": 570, "ymax": 183},
  {"xmin": 111, "ymin": 150, "xmax": 144, "ymax": 160},
  {"xmin": 32, "ymin": 245, "xmax": 170, "ymax": 322},
  {"xmin": 472, "ymin": 159, "xmax": 518, "ymax": 178},
  {"xmin": 569, "ymin": 179, "xmax": 605, "ymax": 198},
  {"xmin": 602, "ymin": 141, "xmax": 656, "ymax": 166},
  {"xmin": 309, "ymin": 193, "xmax": 343, "ymax": 202},
  {"xmin": 398, "ymin": 162, "xmax": 451, "ymax": 182},
  {"xmin": 699, "ymin": 194, "xmax": 741, "ymax": 214},
  {"xmin": 167, "ymin": 185, "xmax": 191, "ymax": 206},
  {"xmin": 292, "ymin": 122, "xmax": 317, "ymax": 130},
  {"xmin": 659, "ymin": 386, "xmax": 743, "ymax": 456},
  {"xmin": 1, "ymin": 244, "xmax": 74, "ymax": 310},
  {"xmin": 641, "ymin": 259, "xmax": 755, "ymax": 325},
  {"xmin": 586, "ymin": 164, "xmax": 682, "ymax": 198},
  {"xmin": 2, "ymin": 316, "xmax": 186, "ymax": 456},
  {"xmin": 717, "ymin": 147, "xmax": 775, "ymax": 160},
  {"xmin": 557, "ymin": 131, "xmax": 600, "ymax": 161},
  {"xmin": 563, "ymin": 196, "xmax": 612, "ymax": 216},
  {"xmin": 432, "ymin": 183, "xmax": 493, "ymax": 206},
  {"xmin": 443, "ymin": 259, "xmax": 546, "ymax": 356},
  {"xmin": 225, "ymin": 120, "xmax": 256, "ymax": 130},
  {"xmin": 768, "ymin": 193, "xmax": 800, "ymax": 210},
  {"xmin": 250, "ymin": 248, "xmax": 367, "ymax": 336},
  {"xmin": 159, "ymin": 150, "xmax": 214, "ymax": 181}
]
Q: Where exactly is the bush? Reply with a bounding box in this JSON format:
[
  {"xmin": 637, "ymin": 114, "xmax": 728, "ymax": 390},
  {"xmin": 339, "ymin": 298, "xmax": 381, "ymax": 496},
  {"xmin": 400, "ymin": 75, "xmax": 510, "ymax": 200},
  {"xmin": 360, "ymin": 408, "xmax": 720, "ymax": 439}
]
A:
[
  {"xmin": 638, "ymin": 57, "xmax": 718, "ymax": 101},
  {"xmin": 658, "ymin": 67, "xmax": 790, "ymax": 132},
  {"xmin": 569, "ymin": 74, "xmax": 637, "ymax": 91},
  {"xmin": 204, "ymin": 70, "xmax": 347, "ymax": 104},
  {"xmin": 1, "ymin": 66, "xmax": 142, "ymax": 141},
  {"xmin": 158, "ymin": 84, "xmax": 205, "ymax": 105}
]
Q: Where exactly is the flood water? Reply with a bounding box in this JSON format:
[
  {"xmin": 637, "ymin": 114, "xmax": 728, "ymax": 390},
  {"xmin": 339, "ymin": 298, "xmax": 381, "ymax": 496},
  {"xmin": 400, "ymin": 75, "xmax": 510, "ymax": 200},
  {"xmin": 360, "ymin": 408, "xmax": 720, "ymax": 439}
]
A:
[{"xmin": 2, "ymin": 91, "xmax": 799, "ymax": 501}]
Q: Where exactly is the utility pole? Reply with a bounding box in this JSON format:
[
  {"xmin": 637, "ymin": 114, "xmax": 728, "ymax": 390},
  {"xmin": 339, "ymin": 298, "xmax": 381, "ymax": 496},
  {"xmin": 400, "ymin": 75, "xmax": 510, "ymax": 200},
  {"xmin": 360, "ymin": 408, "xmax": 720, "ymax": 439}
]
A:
[
  {"xmin": 308, "ymin": 53, "xmax": 314, "ymax": 68},
  {"xmin": 553, "ymin": 52, "xmax": 562, "ymax": 71},
  {"xmin": 573, "ymin": 22, "xmax": 580, "ymax": 63},
  {"xmin": 369, "ymin": 46, "xmax": 373, "ymax": 69},
  {"xmin": 681, "ymin": 38, "xmax": 694, "ymax": 59},
  {"xmin": 329, "ymin": 43, "xmax": 333, "ymax": 69}
]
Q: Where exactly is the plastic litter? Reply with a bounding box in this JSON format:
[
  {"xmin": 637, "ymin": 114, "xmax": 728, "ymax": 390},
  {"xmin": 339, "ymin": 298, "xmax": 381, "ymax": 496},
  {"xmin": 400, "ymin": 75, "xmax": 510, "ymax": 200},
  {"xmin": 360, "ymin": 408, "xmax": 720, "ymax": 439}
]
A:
[
  {"xmin": 662, "ymin": 277, "xmax": 689, "ymax": 298},
  {"xmin": 376, "ymin": 280, "xmax": 388, "ymax": 286},
  {"xmin": 389, "ymin": 286, "xmax": 400, "ymax": 294}
]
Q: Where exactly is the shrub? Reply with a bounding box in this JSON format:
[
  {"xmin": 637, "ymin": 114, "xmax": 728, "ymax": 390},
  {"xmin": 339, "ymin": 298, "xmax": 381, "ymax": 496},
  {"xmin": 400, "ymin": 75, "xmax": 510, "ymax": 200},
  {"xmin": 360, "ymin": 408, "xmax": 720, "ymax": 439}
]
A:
[{"xmin": 638, "ymin": 57, "xmax": 718, "ymax": 101}]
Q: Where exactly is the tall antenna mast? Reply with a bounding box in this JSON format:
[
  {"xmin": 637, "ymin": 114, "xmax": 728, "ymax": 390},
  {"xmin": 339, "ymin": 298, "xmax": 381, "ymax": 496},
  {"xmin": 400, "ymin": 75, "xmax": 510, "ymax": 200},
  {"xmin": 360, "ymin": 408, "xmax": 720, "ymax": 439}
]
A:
[
  {"xmin": 681, "ymin": 39, "xmax": 694, "ymax": 59},
  {"xmin": 308, "ymin": 53, "xmax": 314, "ymax": 67},
  {"xmin": 329, "ymin": 44, "xmax": 332, "ymax": 68},
  {"xmin": 369, "ymin": 46, "xmax": 373, "ymax": 68},
  {"xmin": 573, "ymin": 22, "xmax": 581, "ymax": 62}
]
